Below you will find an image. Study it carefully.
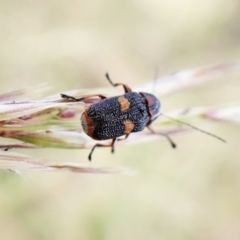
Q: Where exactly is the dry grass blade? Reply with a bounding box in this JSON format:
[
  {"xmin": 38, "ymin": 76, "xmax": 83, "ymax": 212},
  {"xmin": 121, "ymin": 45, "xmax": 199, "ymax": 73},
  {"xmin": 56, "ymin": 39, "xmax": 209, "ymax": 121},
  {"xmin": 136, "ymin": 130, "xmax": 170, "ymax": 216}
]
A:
[
  {"xmin": 0, "ymin": 84, "xmax": 51, "ymax": 102},
  {"xmin": 135, "ymin": 61, "xmax": 240, "ymax": 96},
  {"xmin": 205, "ymin": 105, "xmax": 240, "ymax": 122},
  {"xmin": 0, "ymin": 90, "xmax": 25, "ymax": 101},
  {"xmin": 0, "ymin": 151, "xmax": 131, "ymax": 174},
  {"xmin": 0, "ymin": 61, "xmax": 239, "ymax": 173},
  {"xmin": 0, "ymin": 101, "xmax": 78, "ymax": 121},
  {"xmin": 156, "ymin": 104, "xmax": 240, "ymax": 124}
]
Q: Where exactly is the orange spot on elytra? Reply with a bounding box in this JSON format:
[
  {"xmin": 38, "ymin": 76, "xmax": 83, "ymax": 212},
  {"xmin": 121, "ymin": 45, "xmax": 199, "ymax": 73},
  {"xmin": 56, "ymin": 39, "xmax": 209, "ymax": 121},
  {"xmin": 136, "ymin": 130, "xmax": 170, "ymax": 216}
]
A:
[
  {"xmin": 123, "ymin": 120, "xmax": 134, "ymax": 134},
  {"xmin": 118, "ymin": 96, "xmax": 130, "ymax": 112}
]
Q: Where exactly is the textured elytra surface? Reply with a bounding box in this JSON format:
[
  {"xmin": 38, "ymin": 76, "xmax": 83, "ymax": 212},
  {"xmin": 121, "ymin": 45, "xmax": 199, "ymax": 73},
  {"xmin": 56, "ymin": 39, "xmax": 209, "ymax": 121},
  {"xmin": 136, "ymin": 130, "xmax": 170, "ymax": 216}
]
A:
[{"xmin": 82, "ymin": 92, "xmax": 152, "ymax": 140}]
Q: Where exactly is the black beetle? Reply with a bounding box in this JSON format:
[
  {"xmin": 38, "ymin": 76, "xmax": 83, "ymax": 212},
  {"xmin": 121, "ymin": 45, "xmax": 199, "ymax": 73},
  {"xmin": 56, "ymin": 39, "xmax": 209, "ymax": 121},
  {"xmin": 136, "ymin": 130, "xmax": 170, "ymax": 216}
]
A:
[
  {"xmin": 61, "ymin": 73, "xmax": 175, "ymax": 160},
  {"xmin": 61, "ymin": 73, "xmax": 225, "ymax": 160}
]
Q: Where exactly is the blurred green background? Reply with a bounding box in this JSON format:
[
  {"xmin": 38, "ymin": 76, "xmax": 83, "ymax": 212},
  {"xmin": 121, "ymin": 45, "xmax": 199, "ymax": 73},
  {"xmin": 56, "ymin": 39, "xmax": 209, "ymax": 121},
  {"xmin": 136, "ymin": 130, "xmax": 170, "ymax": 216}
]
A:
[{"xmin": 0, "ymin": 0, "xmax": 240, "ymax": 239}]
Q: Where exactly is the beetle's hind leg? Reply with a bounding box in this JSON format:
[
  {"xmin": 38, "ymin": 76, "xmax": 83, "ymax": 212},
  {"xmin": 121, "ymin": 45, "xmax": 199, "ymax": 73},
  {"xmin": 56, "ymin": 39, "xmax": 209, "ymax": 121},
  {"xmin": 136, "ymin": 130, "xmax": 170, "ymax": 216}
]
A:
[
  {"xmin": 88, "ymin": 138, "xmax": 117, "ymax": 161},
  {"xmin": 61, "ymin": 93, "xmax": 107, "ymax": 102},
  {"xmin": 147, "ymin": 126, "xmax": 177, "ymax": 148},
  {"xmin": 105, "ymin": 73, "xmax": 132, "ymax": 93}
]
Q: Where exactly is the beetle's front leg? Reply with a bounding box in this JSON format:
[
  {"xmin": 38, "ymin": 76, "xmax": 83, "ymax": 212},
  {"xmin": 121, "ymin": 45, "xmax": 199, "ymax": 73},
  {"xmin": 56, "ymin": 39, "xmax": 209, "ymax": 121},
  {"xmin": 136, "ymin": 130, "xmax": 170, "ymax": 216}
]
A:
[{"xmin": 105, "ymin": 73, "xmax": 132, "ymax": 94}]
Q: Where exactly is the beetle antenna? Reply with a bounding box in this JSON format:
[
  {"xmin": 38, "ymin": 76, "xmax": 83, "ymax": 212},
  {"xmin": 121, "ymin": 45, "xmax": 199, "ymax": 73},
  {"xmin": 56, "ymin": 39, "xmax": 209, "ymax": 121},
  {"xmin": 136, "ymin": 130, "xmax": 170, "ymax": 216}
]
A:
[{"xmin": 161, "ymin": 113, "xmax": 226, "ymax": 143}]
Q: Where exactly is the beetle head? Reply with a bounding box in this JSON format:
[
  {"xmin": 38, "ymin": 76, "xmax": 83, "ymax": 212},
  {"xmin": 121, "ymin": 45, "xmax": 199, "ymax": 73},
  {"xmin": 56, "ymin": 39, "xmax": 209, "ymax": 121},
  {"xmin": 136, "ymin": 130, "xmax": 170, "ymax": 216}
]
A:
[{"xmin": 140, "ymin": 92, "xmax": 161, "ymax": 125}]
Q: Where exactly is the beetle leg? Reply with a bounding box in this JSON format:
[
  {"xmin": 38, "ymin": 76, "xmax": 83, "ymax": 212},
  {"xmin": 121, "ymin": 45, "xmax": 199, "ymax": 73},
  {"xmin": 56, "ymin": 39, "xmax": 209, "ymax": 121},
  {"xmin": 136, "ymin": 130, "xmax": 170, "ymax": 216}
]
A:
[
  {"xmin": 61, "ymin": 93, "xmax": 107, "ymax": 102},
  {"xmin": 105, "ymin": 73, "xmax": 132, "ymax": 93},
  {"xmin": 88, "ymin": 138, "xmax": 117, "ymax": 161},
  {"xmin": 147, "ymin": 126, "xmax": 176, "ymax": 148},
  {"xmin": 117, "ymin": 134, "xmax": 130, "ymax": 141}
]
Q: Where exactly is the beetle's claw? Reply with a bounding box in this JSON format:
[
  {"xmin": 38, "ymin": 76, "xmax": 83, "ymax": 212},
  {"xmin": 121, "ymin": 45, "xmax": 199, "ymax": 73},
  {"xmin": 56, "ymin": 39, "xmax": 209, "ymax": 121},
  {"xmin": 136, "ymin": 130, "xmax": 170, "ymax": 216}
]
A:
[{"xmin": 111, "ymin": 147, "xmax": 115, "ymax": 154}]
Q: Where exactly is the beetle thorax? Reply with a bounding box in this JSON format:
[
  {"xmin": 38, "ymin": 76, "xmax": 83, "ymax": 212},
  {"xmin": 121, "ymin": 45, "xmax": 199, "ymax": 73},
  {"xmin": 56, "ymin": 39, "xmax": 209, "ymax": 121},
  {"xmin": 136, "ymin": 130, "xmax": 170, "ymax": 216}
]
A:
[{"xmin": 140, "ymin": 92, "xmax": 161, "ymax": 124}]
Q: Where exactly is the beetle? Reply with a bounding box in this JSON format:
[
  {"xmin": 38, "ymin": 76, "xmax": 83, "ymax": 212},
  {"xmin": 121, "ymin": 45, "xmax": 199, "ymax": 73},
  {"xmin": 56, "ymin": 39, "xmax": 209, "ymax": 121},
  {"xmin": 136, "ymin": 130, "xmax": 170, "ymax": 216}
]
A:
[
  {"xmin": 61, "ymin": 73, "xmax": 175, "ymax": 160},
  {"xmin": 61, "ymin": 73, "xmax": 225, "ymax": 161}
]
